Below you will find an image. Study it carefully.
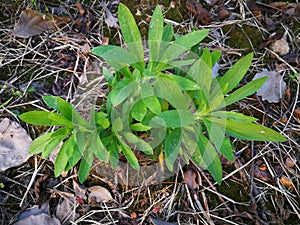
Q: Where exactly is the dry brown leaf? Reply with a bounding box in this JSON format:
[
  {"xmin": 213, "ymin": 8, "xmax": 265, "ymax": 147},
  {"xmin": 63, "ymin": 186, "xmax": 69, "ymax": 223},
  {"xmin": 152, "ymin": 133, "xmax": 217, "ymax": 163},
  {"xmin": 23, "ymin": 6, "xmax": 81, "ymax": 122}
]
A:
[
  {"xmin": 183, "ymin": 168, "xmax": 199, "ymax": 190},
  {"xmin": 280, "ymin": 175, "xmax": 294, "ymax": 190},
  {"xmin": 12, "ymin": 9, "xmax": 55, "ymax": 38},
  {"xmin": 285, "ymin": 157, "xmax": 295, "ymax": 168},
  {"xmin": 253, "ymin": 70, "xmax": 286, "ymax": 103},
  {"xmin": 73, "ymin": 179, "xmax": 87, "ymax": 200},
  {"xmin": 88, "ymin": 185, "xmax": 113, "ymax": 205},
  {"xmin": 15, "ymin": 203, "xmax": 61, "ymax": 225},
  {"xmin": 12, "ymin": 9, "xmax": 70, "ymax": 38},
  {"xmin": 101, "ymin": 1, "xmax": 119, "ymax": 28},
  {"xmin": 0, "ymin": 118, "xmax": 32, "ymax": 171},
  {"xmin": 270, "ymin": 39, "xmax": 290, "ymax": 56},
  {"xmin": 55, "ymin": 196, "xmax": 79, "ymax": 224},
  {"xmin": 186, "ymin": 0, "xmax": 213, "ymax": 25}
]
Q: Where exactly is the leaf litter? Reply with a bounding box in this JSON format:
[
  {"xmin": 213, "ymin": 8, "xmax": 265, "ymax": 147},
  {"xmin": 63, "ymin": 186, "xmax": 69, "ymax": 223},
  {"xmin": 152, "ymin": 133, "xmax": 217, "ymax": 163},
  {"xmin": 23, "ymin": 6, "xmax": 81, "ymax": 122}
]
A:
[{"xmin": 0, "ymin": 0, "xmax": 300, "ymax": 224}]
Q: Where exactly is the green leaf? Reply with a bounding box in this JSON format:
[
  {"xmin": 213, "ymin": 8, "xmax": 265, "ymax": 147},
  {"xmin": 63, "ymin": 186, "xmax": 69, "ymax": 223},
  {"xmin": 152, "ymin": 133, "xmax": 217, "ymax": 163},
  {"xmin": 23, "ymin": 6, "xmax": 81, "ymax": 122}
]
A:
[
  {"xmin": 211, "ymin": 111, "xmax": 257, "ymax": 123},
  {"xmin": 162, "ymin": 24, "xmax": 174, "ymax": 42},
  {"xmin": 19, "ymin": 111, "xmax": 72, "ymax": 127},
  {"xmin": 203, "ymin": 118, "xmax": 234, "ymax": 161},
  {"xmin": 78, "ymin": 149, "xmax": 94, "ymax": 183},
  {"xmin": 91, "ymin": 45, "xmax": 143, "ymax": 71},
  {"xmin": 143, "ymin": 96, "xmax": 161, "ymax": 114},
  {"xmin": 164, "ymin": 128, "xmax": 181, "ymax": 171},
  {"xmin": 187, "ymin": 48, "xmax": 212, "ymax": 95},
  {"xmin": 131, "ymin": 100, "xmax": 147, "ymax": 121},
  {"xmin": 218, "ymin": 53, "xmax": 253, "ymax": 94},
  {"xmin": 65, "ymin": 136, "xmax": 81, "ymax": 171},
  {"xmin": 112, "ymin": 117, "xmax": 123, "ymax": 132},
  {"xmin": 153, "ymin": 77, "xmax": 191, "ymax": 110},
  {"xmin": 122, "ymin": 132, "xmax": 153, "ymax": 155},
  {"xmin": 224, "ymin": 76, "xmax": 268, "ymax": 106},
  {"xmin": 158, "ymin": 29, "xmax": 209, "ymax": 66},
  {"xmin": 161, "ymin": 73, "xmax": 200, "ymax": 90},
  {"xmin": 54, "ymin": 133, "xmax": 76, "ymax": 177},
  {"xmin": 43, "ymin": 96, "xmax": 88, "ymax": 127},
  {"xmin": 211, "ymin": 50, "xmax": 221, "ymax": 65},
  {"xmin": 111, "ymin": 80, "xmax": 138, "ymax": 105},
  {"xmin": 150, "ymin": 110, "xmax": 194, "ymax": 128},
  {"xmin": 108, "ymin": 141, "xmax": 119, "ymax": 168},
  {"xmin": 118, "ymin": 136, "xmax": 140, "ymax": 170},
  {"xmin": 118, "ymin": 3, "xmax": 144, "ymax": 69},
  {"xmin": 29, "ymin": 128, "xmax": 72, "ymax": 157},
  {"xmin": 90, "ymin": 131, "xmax": 109, "ymax": 162},
  {"xmin": 206, "ymin": 117, "xmax": 287, "ymax": 142},
  {"xmin": 148, "ymin": 5, "xmax": 164, "ymax": 69},
  {"xmin": 194, "ymin": 132, "xmax": 222, "ymax": 184},
  {"xmin": 130, "ymin": 123, "xmax": 151, "ymax": 131}
]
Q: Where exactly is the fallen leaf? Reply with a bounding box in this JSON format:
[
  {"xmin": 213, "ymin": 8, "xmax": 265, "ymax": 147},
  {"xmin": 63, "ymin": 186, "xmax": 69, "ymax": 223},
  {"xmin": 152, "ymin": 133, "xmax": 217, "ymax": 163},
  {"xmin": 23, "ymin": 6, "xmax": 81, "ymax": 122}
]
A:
[
  {"xmin": 150, "ymin": 216, "xmax": 177, "ymax": 225},
  {"xmin": 88, "ymin": 185, "xmax": 113, "ymax": 205},
  {"xmin": 252, "ymin": 70, "xmax": 286, "ymax": 103},
  {"xmin": 280, "ymin": 175, "xmax": 294, "ymax": 190},
  {"xmin": 0, "ymin": 118, "xmax": 32, "ymax": 171},
  {"xmin": 12, "ymin": 9, "xmax": 69, "ymax": 38},
  {"xmin": 270, "ymin": 39, "xmax": 290, "ymax": 56},
  {"xmin": 293, "ymin": 108, "xmax": 300, "ymax": 120},
  {"xmin": 285, "ymin": 157, "xmax": 295, "ymax": 168},
  {"xmin": 15, "ymin": 203, "xmax": 61, "ymax": 225},
  {"xmin": 73, "ymin": 179, "xmax": 87, "ymax": 200},
  {"xmin": 186, "ymin": 0, "xmax": 213, "ymax": 25},
  {"xmin": 183, "ymin": 168, "xmax": 199, "ymax": 190},
  {"xmin": 101, "ymin": 1, "xmax": 119, "ymax": 28},
  {"xmin": 55, "ymin": 196, "xmax": 79, "ymax": 224}
]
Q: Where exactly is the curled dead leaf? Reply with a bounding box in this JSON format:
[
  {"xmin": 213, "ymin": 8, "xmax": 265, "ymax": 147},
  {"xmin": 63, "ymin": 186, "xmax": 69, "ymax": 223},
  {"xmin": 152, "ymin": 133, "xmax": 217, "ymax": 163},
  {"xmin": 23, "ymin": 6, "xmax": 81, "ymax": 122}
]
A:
[
  {"xmin": 253, "ymin": 70, "xmax": 286, "ymax": 103},
  {"xmin": 12, "ymin": 8, "xmax": 69, "ymax": 38},
  {"xmin": 186, "ymin": 0, "xmax": 213, "ymax": 25},
  {"xmin": 280, "ymin": 175, "xmax": 294, "ymax": 190},
  {"xmin": 0, "ymin": 118, "xmax": 32, "ymax": 171},
  {"xmin": 88, "ymin": 185, "xmax": 113, "ymax": 205},
  {"xmin": 270, "ymin": 39, "xmax": 290, "ymax": 56},
  {"xmin": 285, "ymin": 157, "xmax": 295, "ymax": 168},
  {"xmin": 183, "ymin": 168, "xmax": 199, "ymax": 190}
]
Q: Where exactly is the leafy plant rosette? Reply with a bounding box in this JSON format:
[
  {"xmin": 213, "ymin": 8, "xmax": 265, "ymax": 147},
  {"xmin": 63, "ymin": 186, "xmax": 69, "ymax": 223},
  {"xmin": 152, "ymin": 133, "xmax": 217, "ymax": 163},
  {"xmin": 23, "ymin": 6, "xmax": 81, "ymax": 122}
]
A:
[{"xmin": 19, "ymin": 4, "xmax": 286, "ymax": 184}]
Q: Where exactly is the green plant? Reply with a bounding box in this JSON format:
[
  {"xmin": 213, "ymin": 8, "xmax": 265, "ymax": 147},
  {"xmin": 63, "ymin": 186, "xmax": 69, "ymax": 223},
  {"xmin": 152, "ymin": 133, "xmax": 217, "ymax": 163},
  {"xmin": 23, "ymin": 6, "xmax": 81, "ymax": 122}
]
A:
[{"xmin": 19, "ymin": 4, "xmax": 286, "ymax": 184}]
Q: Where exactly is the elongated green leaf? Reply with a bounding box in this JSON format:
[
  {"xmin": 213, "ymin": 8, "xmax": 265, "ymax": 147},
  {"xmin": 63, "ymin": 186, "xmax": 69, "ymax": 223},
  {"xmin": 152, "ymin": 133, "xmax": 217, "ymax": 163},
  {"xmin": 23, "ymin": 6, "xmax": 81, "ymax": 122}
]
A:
[
  {"xmin": 218, "ymin": 53, "xmax": 253, "ymax": 94},
  {"xmin": 92, "ymin": 45, "xmax": 143, "ymax": 71},
  {"xmin": 164, "ymin": 128, "xmax": 181, "ymax": 171},
  {"xmin": 122, "ymin": 132, "xmax": 153, "ymax": 155},
  {"xmin": 194, "ymin": 132, "xmax": 222, "ymax": 184},
  {"xmin": 111, "ymin": 80, "xmax": 138, "ymax": 105},
  {"xmin": 130, "ymin": 123, "xmax": 151, "ymax": 131},
  {"xmin": 143, "ymin": 96, "xmax": 161, "ymax": 114},
  {"xmin": 65, "ymin": 135, "xmax": 81, "ymax": 171},
  {"xmin": 91, "ymin": 131, "xmax": 109, "ymax": 162},
  {"xmin": 159, "ymin": 29, "xmax": 209, "ymax": 64},
  {"xmin": 54, "ymin": 133, "xmax": 76, "ymax": 177},
  {"xmin": 118, "ymin": 3, "xmax": 144, "ymax": 68},
  {"xmin": 206, "ymin": 117, "xmax": 287, "ymax": 142},
  {"xmin": 211, "ymin": 111, "xmax": 257, "ymax": 123},
  {"xmin": 108, "ymin": 141, "xmax": 119, "ymax": 168},
  {"xmin": 162, "ymin": 73, "xmax": 200, "ymax": 90},
  {"xmin": 29, "ymin": 128, "xmax": 72, "ymax": 157},
  {"xmin": 118, "ymin": 137, "xmax": 140, "ymax": 170},
  {"xmin": 131, "ymin": 100, "xmax": 147, "ymax": 121},
  {"xmin": 187, "ymin": 48, "xmax": 212, "ymax": 95},
  {"xmin": 162, "ymin": 24, "xmax": 174, "ymax": 42},
  {"xmin": 224, "ymin": 76, "xmax": 268, "ymax": 106},
  {"xmin": 211, "ymin": 50, "xmax": 221, "ymax": 65},
  {"xmin": 78, "ymin": 148, "xmax": 94, "ymax": 183},
  {"xmin": 150, "ymin": 110, "xmax": 194, "ymax": 128},
  {"xmin": 19, "ymin": 111, "xmax": 72, "ymax": 127},
  {"xmin": 148, "ymin": 5, "xmax": 164, "ymax": 69},
  {"xmin": 112, "ymin": 117, "xmax": 123, "ymax": 133},
  {"xmin": 43, "ymin": 96, "xmax": 88, "ymax": 127},
  {"xmin": 203, "ymin": 118, "xmax": 234, "ymax": 161},
  {"xmin": 154, "ymin": 77, "xmax": 191, "ymax": 110}
]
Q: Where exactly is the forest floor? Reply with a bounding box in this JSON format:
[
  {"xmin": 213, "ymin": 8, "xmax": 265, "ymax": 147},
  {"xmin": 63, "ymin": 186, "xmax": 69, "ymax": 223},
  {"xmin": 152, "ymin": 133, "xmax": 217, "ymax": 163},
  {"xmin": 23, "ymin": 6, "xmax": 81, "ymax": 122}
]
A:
[{"xmin": 0, "ymin": 0, "xmax": 299, "ymax": 224}]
